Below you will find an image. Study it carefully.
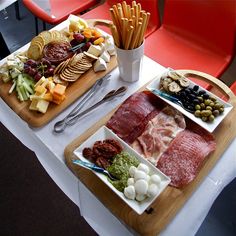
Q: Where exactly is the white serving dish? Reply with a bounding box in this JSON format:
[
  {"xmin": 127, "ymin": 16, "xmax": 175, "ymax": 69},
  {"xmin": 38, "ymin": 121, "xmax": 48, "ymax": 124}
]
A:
[
  {"xmin": 73, "ymin": 125, "xmax": 171, "ymax": 215},
  {"xmin": 146, "ymin": 70, "xmax": 233, "ymax": 133}
]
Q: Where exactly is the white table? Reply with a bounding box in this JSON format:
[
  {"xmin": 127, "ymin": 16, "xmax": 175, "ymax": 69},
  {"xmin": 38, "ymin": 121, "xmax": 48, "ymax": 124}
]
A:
[{"xmin": 1, "ymin": 19, "xmax": 236, "ymax": 236}]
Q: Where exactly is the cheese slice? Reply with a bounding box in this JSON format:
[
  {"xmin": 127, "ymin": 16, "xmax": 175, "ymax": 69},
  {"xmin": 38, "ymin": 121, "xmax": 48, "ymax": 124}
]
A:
[{"xmin": 94, "ymin": 58, "xmax": 107, "ymax": 72}]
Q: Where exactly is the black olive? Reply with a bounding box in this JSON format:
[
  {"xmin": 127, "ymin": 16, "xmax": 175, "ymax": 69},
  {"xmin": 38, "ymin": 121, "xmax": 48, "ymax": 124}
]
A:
[
  {"xmin": 203, "ymin": 93, "xmax": 210, "ymax": 99},
  {"xmin": 189, "ymin": 94, "xmax": 196, "ymax": 100},
  {"xmin": 198, "ymin": 90, "xmax": 206, "ymax": 95},
  {"xmin": 193, "ymin": 85, "xmax": 199, "ymax": 91},
  {"xmin": 185, "ymin": 88, "xmax": 191, "ymax": 94},
  {"xmin": 193, "ymin": 98, "xmax": 199, "ymax": 104}
]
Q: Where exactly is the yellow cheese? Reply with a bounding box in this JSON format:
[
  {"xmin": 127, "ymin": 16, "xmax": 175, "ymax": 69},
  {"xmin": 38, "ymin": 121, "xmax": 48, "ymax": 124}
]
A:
[
  {"xmin": 36, "ymin": 99, "xmax": 50, "ymax": 113},
  {"xmin": 35, "ymin": 85, "xmax": 47, "ymax": 95},
  {"xmin": 29, "ymin": 99, "xmax": 39, "ymax": 111}
]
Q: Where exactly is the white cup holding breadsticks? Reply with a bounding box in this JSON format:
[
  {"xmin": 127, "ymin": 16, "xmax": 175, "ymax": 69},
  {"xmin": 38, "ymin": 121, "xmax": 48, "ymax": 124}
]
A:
[{"xmin": 109, "ymin": 1, "xmax": 150, "ymax": 82}]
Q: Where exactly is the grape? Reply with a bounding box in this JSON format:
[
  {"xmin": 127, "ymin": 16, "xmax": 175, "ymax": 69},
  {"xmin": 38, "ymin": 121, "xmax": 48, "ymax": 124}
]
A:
[
  {"xmin": 28, "ymin": 67, "xmax": 37, "ymax": 76},
  {"xmin": 24, "ymin": 64, "xmax": 31, "ymax": 74},
  {"xmin": 41, "ymin": 58, "xmax": 51, "ymax": 67},
  {"xmin": 70, "ymin": 39, "xmax": 78, "ymax": 47},
  {"xmin": 34, "ymin": 72, "xmax": 42, "ymax": 81},
  {"xmin": 82, "ymin": 42, "xmax": 92, "ymax": 52},
  {"xmin": 73, "ymin": 33, "xmax": 85, "ymax": 43},
  {"xmin": 26, "ymin": 59, "xmax": 37, "ymax": 68},
  {"xmin": 45, "ymin": 67, "xmax": 54, "ymax": 77}
]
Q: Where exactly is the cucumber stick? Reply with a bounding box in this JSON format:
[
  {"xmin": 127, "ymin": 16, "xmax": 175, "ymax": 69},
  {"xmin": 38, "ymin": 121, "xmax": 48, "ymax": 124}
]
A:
[{"xmin": 11, "ymin": 74, "xmax": 35, "ymax": 101}]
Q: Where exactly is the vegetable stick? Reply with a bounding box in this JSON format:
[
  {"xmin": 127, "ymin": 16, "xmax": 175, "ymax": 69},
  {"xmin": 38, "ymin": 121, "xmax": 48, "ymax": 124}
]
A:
[{"xmin": 125, "ymin": 26, "xmax": 134, "ymax": 49}]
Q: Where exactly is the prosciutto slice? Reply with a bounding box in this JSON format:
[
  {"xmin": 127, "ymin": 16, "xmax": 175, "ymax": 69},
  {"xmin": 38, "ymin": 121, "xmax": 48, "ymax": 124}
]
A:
[
  {"xmin": 132, "ymin": 106, "xmax": 186, "ymax": 165},
  {"xmin": 157, "ymin": 124, "xmax": 216, "ymax": 188},
  {"xmin": 107, "ymin": 91, "xmax": 164, "ymax": 144}
]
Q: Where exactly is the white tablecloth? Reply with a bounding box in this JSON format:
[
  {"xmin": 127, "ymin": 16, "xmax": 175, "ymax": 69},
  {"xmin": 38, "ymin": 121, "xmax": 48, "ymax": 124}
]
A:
[{"xmin": 1, "ymin": 18, "xmax": 236, "ymax": 236}]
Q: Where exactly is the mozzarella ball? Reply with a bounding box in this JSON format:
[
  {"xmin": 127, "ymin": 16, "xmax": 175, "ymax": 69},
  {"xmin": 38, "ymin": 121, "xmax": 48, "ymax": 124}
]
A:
[
  {"xmin": 127, "ymin": 178, "xmax": 135, "ymax": 186},
  {"xmin": 129, "ymin": 166, "xmax": 137, "ymax": 177},
  {"xmin": 137, "ymin": 163, "xmax": 150, "ymax": 174},
  {"xmin": 134, "ymin": 170, "xmax": 148, "ymax": 181},
  {"xmin": 146, "ymin": 175, "xmax": 150, "ymax": 183},
  {"xmin": 150, "ymin": 174, "xmax": 161, "ymax": 185},
  {"xmin": 134, "ymin": 179, "xmax": 148, "ymax": 195},
  {"xmin": 147, "ymin": 184, "xmax": 159, "ymax": 197},
  {"xmin": 124, "ymin": 185, "xmax": 135, "ymax": 200},
  {"xmin": 135, "ymin": 194, "xmax": 146, "ymax": 202}
]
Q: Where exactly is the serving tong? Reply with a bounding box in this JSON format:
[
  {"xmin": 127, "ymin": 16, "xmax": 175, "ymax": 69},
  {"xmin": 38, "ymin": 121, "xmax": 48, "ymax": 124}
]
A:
[
  {"xmin": 72, "ymin": 159, "xmax": 117, "ymax": 181},
  {"xmin": 150, "ymin": 88, "xmax": 194, "ymax": 113},
  {"xmin": 54, "ymin": 81, "xmax": 127, "ymax": 133}
]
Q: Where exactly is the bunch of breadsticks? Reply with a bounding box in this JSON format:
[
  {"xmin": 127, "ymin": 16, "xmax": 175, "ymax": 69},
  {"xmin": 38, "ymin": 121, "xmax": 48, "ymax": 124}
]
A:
[{"xmin": 109, "ymin": 1, "xmax": 150, "ymax": 50}]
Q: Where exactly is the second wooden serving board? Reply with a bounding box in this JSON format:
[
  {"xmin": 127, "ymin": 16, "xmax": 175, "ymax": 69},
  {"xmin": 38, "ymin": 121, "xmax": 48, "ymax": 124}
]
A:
[{"xmin": 64, "ymin": 70, "xmax": 236, "ymax": 236}]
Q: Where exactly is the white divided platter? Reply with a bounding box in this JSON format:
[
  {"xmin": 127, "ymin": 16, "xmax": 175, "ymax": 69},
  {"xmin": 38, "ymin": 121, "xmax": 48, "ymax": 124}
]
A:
[
  {"xmin": 73, "ymin": 126, "xmax": 171, "ymax": 215},
  {"xmin": 146, "ymin": 71, "xmax": 233, "ymax": 133}
]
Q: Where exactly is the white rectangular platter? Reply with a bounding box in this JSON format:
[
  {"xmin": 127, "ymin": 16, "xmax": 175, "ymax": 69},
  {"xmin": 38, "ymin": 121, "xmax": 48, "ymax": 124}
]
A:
[
  {"xmin": 73, "ymin": 125, "xmax": 170, "ymax": 215},
  {"xmin": 146, "ymin": 70, "xmax": 233, "ymax": 133}
]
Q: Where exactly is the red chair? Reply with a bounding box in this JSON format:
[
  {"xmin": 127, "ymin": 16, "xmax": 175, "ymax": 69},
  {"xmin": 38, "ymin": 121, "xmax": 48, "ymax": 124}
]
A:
[
  {"xmin": 23, "ymin": 0, "xmax": 99, "ymax": 34},
  {"xmin": 145, "ymin": 0, "xmax": 236, "ymax": 89},
  {"xmin": 82, "ymin": 0, "xmax": 161, "ymax": 37},
  {"xmin": 230, "ymin": 81, "xmax": 236, "ymax": 95}
]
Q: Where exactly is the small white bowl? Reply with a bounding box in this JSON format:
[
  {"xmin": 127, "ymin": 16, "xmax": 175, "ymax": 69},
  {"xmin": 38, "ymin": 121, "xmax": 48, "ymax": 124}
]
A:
[{"xmin": 73, "ymin": 125, "xmax": 170, "ymax": 215}]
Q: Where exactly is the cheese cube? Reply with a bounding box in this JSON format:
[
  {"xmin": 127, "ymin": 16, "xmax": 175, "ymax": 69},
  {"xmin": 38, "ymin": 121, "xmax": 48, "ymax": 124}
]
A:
[
  {"xmin": 29, "ymin": 99, "xmax": 39, "ymax": 111},
  {"xmin": 36, "ymin": 99, "xmax": 50, "ymax": 113},
  {"xmin": 35, "ymin": 85, "xmax": 47, "ymax": 95}
]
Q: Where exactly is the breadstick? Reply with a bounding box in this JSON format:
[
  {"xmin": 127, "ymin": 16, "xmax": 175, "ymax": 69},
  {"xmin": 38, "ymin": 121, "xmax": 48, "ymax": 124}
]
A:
[
  {"xmin": 110, "ymin": 24, "xmax": 120, "ymax": 48},
  {"xmin": 130, "ymin": 22, "xmax": 142, "ymax": 49},
  {"xmin": 125, "ymin": 26, "xmax": 134, "ymax": 49},
  {"xmin": 137, "ymin": 12, "xmax": 147, "ymax": 46},
  {"xmin": 122, "ymin": 1, "xmax": 128, "ymax": 18}
]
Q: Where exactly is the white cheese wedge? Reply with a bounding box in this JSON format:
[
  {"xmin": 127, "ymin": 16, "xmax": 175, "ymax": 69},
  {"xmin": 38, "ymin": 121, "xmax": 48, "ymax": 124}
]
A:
[
  {"xmin": 100, "ymin": 50, "xmax": 110, "ymax": 63},
  {"xmin": 94, "ymin": 58, "xmax": 107, "ymax": 72},
  {"xmin": 87, "ymin": 45, "xmax": 102, "ymax": 57},
  {"xmin": 104, "ymin": 36, "xmax": 116, "ymax": 56}
]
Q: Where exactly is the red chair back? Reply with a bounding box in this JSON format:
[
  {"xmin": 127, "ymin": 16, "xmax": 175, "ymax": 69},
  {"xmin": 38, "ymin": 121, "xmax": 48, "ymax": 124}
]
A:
[
  {"xmin": 83, "ymin": 0, "xmax": 160, "ymax": 37},
  {"xmin": 162, "ymin": 0, "xmax": 236, "ymax": 57}
]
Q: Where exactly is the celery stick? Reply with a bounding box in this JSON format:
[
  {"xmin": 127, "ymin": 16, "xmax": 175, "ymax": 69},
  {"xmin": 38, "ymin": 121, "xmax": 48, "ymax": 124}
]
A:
[{"xmin": 9, "ymin": 81, "xmax": 16, "ymax": 94}]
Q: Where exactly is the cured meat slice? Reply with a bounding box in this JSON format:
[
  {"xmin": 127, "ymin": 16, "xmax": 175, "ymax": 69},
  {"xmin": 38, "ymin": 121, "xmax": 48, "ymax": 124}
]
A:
[
  {"xmin": 132, "ymin": 106, "xmax": 186, "ymax": 165},
  {"xmin": 106, "ymin": 91, "xmax": 164, "ymax": 144},
  {"xmin": 157, "ymin": 126, "xmax": 216, "ymax": 188}
]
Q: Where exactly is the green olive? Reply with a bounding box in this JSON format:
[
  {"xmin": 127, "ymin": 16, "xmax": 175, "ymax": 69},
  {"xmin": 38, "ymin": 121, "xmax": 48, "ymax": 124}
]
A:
[
  {"xmin": 219, "ymin": 107, "xmax": 224, "ymax": 113},
  {"xmin": 214, "ymin": 103, "xmax": 221, "ymax": 109},
  {"xmin": 201, "ymin": 110, "xmax": 212, "ymax": 117},
  {"xmin": 201, "ymin": 116, "xmax": 208, "ymax": 122},
  {"xmin": 197, "ymin": 96, "xmax": 204, "ymax": 102},
  {"xmin": 195, "ymin": 104, "xmax": 201, "ymax": 110},
  {"xmin": 210, "ymin": 96, "xmax": 217, "ymax": 102},
  {"xmin": 204, "ymin": 99, "xmax": 211, "ymax": 106},
  {"xmin": 208, "ymin": 115, "xmax": 215, "ymax": 122},
  {"xmin": 194, "ymin": 110, "xmax": 201, "ymax": 117},
  {"xmin": 200, "ymin": 103, "xmax": 205, "ymax": 109},
  {"xmin": 209, "ymin": 102, "xmax": 215, "ymax": 107},
  {"xmin": 206, "ymin": 106, "xmax": 212, "ymax": 111},
  {"xmin": 212, "ymin": 110, "xmax": 220, "ymax": 117}
]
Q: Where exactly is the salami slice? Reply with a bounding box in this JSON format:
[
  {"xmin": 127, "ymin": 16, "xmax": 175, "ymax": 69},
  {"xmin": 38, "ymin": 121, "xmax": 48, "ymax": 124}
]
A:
[
  {"xmin": 157, "ymin": 126, "xmax": 216, "ymax": 188},
  {"xmin": 106, "ymin": 91, "xmax": 164, "ymax": 144}
]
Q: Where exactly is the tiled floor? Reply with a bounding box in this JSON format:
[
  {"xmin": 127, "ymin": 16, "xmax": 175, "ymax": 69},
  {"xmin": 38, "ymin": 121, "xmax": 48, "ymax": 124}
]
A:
[{"xmin": 1, "ymin": 1, "xmax": 236, "ymax": 236}]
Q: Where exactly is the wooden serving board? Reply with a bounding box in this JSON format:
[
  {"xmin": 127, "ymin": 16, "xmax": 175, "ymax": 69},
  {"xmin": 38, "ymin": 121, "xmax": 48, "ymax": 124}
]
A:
[
  {"xmin": 0, "ymin": 56, "xmax": 117, "ymax": 127},
  {"xmin": 64, "ymin": 70, "xmax": 236, "ymax": 236}
]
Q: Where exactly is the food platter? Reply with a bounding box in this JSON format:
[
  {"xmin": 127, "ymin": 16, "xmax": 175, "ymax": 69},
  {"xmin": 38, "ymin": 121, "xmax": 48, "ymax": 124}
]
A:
[
  {"xmin": 0, "ymin": 16, "xmax": 117, "ymax": 127},
  {"xmin": 147, "ymin": 68, "xmax": 233, "ymax": 133},
  {"xmin": 64, "ymin": 70, "xmax": 236, "ymax": 235},
  {"xmin": 73, "ymin": 125, "xmax": 170, "ymax": 215}
]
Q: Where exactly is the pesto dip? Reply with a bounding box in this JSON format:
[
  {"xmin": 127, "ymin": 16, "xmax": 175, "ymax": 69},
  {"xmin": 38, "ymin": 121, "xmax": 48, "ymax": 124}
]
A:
[{"xmin": 107, "ymin": 151, "xmax": 139, "ymax": 192}]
